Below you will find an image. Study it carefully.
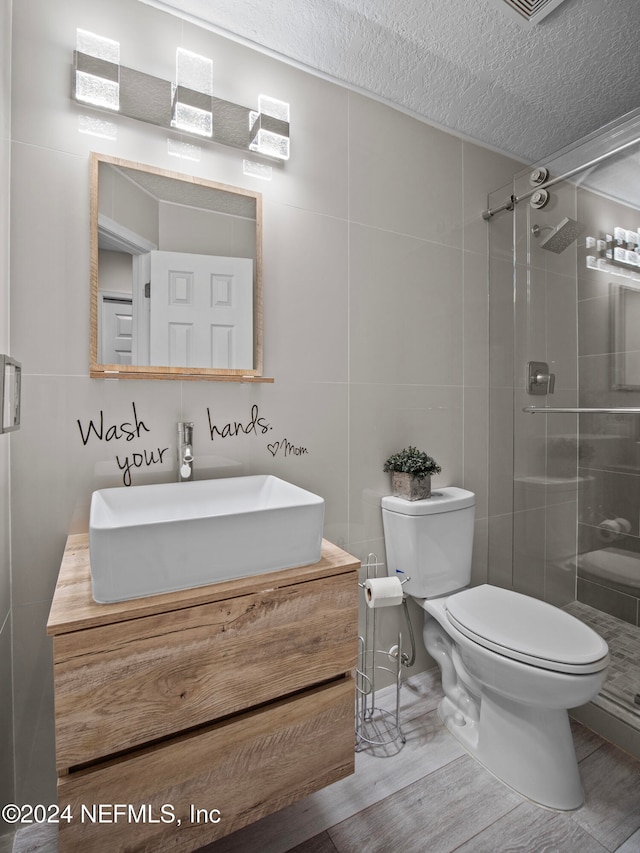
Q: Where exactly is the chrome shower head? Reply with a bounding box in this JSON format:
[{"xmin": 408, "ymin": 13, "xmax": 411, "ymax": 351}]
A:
[{"xmin": 532, "ymin": 217, "xmax": 586, "ymax": 253}]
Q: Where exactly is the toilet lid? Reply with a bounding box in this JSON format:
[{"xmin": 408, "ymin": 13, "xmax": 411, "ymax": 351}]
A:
[{"xmin": 446, "ymin": 585, "xmax": 609, "ymax": 674}]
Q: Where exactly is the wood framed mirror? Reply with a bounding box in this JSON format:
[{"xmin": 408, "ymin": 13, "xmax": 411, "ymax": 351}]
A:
[{"xmin": 90, "ymin": 153, "xmax": 270, "ymax": 382}]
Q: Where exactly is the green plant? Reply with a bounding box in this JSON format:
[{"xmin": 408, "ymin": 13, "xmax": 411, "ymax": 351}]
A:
[{"xmin": 383, "ymin": 446, "xmax": 441, "ymax": 479}]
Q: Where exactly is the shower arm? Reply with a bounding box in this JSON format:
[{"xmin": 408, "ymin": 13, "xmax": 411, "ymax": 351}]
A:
[
  {"xmin": 482, "ymin": 136, "xmax": 640, "ymax": 220},
  {"xmin": 523, "ymin": 406, "xmax": 640, "ymax": 414}
]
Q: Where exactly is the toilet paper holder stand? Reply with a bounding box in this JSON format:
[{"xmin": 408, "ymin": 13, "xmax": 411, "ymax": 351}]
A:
[{"xmin": 355, "ymin": 554, "xmax": 408, "ymax": 754}]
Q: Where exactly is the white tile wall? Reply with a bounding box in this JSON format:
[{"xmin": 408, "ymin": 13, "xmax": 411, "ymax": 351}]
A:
[{"xmin": 7, "ymin": 0, "xmax": 521, "ymax": 809}]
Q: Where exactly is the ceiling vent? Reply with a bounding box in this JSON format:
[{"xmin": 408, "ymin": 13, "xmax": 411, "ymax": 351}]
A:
[{"xmin": 486, "ymin": 0, "xmax": 570, "ymax": 27}]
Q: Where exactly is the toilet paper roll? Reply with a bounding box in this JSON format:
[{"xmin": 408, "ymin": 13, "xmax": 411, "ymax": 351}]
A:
[
  {"xmin": 364, "ymin": 576, "xmax": 404, "ymax": 609},
  {"xmin": 598, "ymin": 517, "xmax": 631, "ymax": 542},
  {"xmin": 614, "ymin": 517, "xmax": 631, "ymax": 534}
]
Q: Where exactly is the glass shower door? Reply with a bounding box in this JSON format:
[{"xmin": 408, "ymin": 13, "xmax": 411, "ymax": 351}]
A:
[{"xmin": 489, "ymin": 106, "xmax": 640, "ymax": 725}]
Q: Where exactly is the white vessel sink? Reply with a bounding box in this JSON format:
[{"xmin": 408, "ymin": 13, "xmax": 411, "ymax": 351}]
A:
[{"xmin": 89, "ymin": 475, "xmax": 325, "ymax": 603}]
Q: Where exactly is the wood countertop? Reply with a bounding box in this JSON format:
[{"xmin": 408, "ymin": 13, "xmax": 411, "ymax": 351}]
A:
[{"xmin": 47, "ymin": 534, "xmax": 360, "ymax": 636}]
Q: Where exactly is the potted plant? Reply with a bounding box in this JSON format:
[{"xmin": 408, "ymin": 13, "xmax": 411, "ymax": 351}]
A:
[{"xmin": 383, "ymin": 446, "xmax": 441, "ymax": 500}]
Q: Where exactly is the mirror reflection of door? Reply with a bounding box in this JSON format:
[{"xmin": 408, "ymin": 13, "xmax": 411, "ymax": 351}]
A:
[
  {"xmin": 100, "ymin": 293, "xmax": 133, "ymax": 365},
  {"xmin": 149, "ymin": 251, "xmax": 253, "ymax": 369}
]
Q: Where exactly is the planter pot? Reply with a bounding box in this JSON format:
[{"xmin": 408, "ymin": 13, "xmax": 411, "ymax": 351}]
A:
[{"xmin": 390, "ymin": 472, "xmax": 431, "ymax": 501}]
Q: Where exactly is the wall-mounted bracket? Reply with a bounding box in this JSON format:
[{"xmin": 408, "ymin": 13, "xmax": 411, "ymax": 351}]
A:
[{"xmin": 0, "ymin": 355, "xmax": 21, "ymax": 433}]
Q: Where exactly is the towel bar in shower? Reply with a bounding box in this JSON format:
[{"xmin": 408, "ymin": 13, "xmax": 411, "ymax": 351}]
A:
[{"xmin": 523, "ymin": 406, "xmax": 640, "ymax": 414}]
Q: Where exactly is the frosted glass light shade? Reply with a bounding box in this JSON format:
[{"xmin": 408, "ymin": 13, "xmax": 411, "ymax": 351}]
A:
[
  {"xmin": 74, "ymin": 30, "xmax": 120, "ymax": 111},
  {"xmin": 175, "ymin": 48, "xmax": 213, "ymax": 95},
  {"xmin": 249, "ymin": 95, "xmax": 290, "ymax": 160},
  {"xmin": 258, "ymin": 95, "xmax": 289, "ymax": 123},
  {"xmin": 171, "ymin": 48, "xmax": 213, "ymax": 138},
  {"xmin": 172, "ymin": 101, "xmax": 213, "ymax": 137}
]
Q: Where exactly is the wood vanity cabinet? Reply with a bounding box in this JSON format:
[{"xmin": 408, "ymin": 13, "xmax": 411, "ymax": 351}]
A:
[{"xmin": 47, "ymin": 535, "xmax": 360, "ymax": 853}]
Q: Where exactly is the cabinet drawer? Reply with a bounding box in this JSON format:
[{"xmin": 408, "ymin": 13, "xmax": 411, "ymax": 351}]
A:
[
  {"xmin": 53, "ymin": 572, "xmax": 357, "ymax": 770},
  {"xmin": 57, "ymin": 677, "xmax": 354, "ymax": 853}
]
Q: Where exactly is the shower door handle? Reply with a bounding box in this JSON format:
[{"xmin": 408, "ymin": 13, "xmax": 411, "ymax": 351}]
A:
[{"xmin": 527, "ymin": 361, "xmax": 555, "ymax": 395}]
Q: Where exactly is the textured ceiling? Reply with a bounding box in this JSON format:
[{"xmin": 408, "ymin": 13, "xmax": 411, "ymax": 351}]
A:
[{"xmin": 141, "ymin": 0, "xmax": 640, "ymax": 163}]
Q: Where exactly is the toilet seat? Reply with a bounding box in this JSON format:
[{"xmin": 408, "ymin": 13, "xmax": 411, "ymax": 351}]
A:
[{"xmin": 446, "ymin": 585, "xmax": 609, "ymax": 675}]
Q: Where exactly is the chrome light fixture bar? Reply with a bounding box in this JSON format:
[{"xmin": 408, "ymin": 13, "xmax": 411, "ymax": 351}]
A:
[{"xmin": 71, "ymin": 35, "xmax": 290, "ymax": 161}]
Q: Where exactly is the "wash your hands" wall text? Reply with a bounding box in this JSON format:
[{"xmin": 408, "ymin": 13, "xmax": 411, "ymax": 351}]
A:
[{"xmin": 77, "ymin": 402, "xmax": 310, "ymax": 487}]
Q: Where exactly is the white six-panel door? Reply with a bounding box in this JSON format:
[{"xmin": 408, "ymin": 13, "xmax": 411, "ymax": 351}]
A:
[{"xmin": 149, "ymin": 251, "xmax": 254, "ymax": 369}]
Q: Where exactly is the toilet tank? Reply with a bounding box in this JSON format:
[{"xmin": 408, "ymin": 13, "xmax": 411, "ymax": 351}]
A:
[{"xmin": 381, "ymin": 487, "xmax": 475, "ymax": 598}]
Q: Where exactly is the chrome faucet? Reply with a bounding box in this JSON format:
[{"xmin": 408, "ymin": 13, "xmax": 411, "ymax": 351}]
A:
[{"xmin": 177, "ymin": 422, "xmax": 194, "ymax": 481}]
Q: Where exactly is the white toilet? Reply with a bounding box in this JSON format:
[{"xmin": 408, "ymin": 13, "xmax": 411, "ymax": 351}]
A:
[{"xmin": 382, "ymin": 486, "xmax": 609, "ymax": 811}]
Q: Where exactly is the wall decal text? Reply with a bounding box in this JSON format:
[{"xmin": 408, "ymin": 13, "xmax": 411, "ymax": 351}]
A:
[
  {"xmin": 77, "ymin": 402, "xmax": 151, "ymax": 445},
  {"xmin": 77, "ymin": 402, "xmax": 168, "ymax": 487},
  {"xmin": 267, "ymin": 439, "xmax": 309, "ymax": 458},
  {"xmin": 206, "ymin": 403, "xmax": 310, "ymax": 462},
  {"xmin": 77, "ymin": 401, "xmax": 311, "ymax": 488},
  {"xmin": 207, "ymin": 404, "xmax": 272, "ymax": 441},
  {"xmin": 116, "ymin": 447, "xmax": 170, "ymax": 487}
]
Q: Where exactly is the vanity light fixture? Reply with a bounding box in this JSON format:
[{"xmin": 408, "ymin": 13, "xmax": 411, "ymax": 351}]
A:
[
  {"xmin": 249, "ymin": 95, "xmax": 290, "ymax": 161},
  {"xmin": 74, "ymin": 29, "xmax": 120, "ymax": 112},
  {"xmin": 71, "ymin": 34, "xmax": 291, "ymax": 162},
  {"xmin": 171, "ymin": 48, "xmax": 213, "ymax": 138}
]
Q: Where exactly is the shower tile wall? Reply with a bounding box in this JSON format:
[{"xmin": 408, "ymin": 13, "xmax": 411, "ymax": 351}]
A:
[{"xmin": 576, "ymin": 188, "xmax": 640, "ymax": 626}]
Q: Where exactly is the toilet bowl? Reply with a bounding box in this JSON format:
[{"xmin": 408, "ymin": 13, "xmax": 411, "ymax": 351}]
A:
[
  {"xmin": 381, "ymin": 487, "xmax": 609, "ymax": 811},
  {"xmin": 421, "ymin": 585, "xmax": 608, "ymax": 810}
]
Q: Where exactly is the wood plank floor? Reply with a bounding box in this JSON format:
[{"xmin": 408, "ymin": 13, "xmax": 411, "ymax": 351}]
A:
[
  {"xmin": 10, "ymin": 671, "xmax": 640, "ymax": 853},
  {"xmin": 199, "ymin": 671, "xmax": 640, "ymax": 853}
]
